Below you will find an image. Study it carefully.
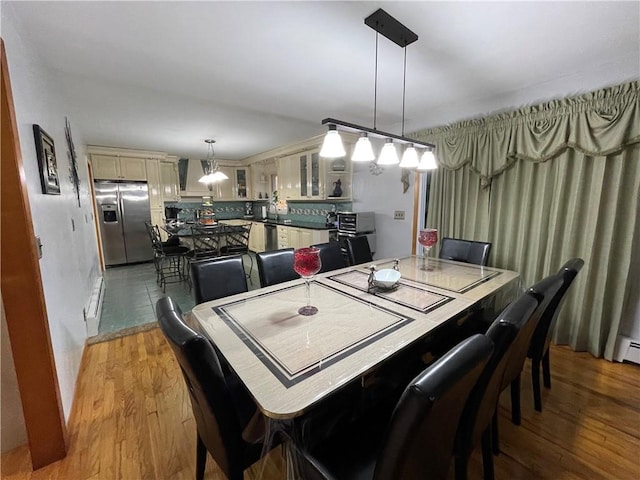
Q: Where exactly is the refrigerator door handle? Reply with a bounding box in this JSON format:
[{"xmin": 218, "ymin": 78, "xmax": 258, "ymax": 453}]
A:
[{"xmin": 118, "ymin": 194, "xmax": 126, "ymax": 234}]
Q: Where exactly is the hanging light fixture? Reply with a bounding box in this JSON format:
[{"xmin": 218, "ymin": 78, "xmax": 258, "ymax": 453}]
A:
[
  {"xmin": 351, "ymin": 133, "xmax": 376, "ymax": 162},
  {"xmin": 319, "ymin": 124, "xmax": 346, "ymax": 157},
  {"xmin": 399, "ymin": 144, "xmax": 419, "ymax": 168},
  {"xmin": 319, "ymin": 8, "xmax": 436, "ymax": 172},
  {"xmin": 198, "ymin": 139, "xmax": 228, "ymax": 184},
  {"xmin": 417, "ymin": 148, "xmax": 438, "ymax": 171}
]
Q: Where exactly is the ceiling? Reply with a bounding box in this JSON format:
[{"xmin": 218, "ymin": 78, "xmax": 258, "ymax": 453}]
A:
[{"xmin": 6, "ymin": 1, "xmax": 639, "ymax": 161}]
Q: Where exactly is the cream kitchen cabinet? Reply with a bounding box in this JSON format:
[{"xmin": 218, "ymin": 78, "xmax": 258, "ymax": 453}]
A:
[
  {"xmin": 276, "ymin": 156, "xmax": 300, "ymax": 200},
  {"xmin": 160, "ymin": 159, "xmax": 180, "ymax": 202},
  {"xmin": 298, "ymin": 149, "xmax": 322, "ymax": 199},
  {"xmin": 210, "ymin": 166, "xmax": 251, "ymax": 200},
  {"xmin": 145, "ymin": 159, "xmax": 163, "ymax": 209},
  {"xmin": 276, "ymin": 225, "xmax": 329, "ymax": 249},
  {"xmin": 91, "ymin": 154, "xmax": 147, "ymax": 181}
]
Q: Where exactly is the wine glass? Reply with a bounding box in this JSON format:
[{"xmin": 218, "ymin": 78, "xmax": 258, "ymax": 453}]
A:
[
  {"xmin": 418, "ymin": 229, "xmax": 438, "ymax": 271},
  {"xmin": 294, "ymin": 247, "xmax": 322, "ymax": 316}
]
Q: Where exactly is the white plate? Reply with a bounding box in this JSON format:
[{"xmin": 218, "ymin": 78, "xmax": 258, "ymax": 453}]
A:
[{"xmin": 373, "ymin": 269, "xmax": 401, "ymax": 289}]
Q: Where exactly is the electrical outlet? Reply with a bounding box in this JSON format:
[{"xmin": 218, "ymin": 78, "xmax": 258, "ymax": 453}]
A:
[{"xmin": 394, "ymin": 210, "xmax": 405, "ymax": 220}]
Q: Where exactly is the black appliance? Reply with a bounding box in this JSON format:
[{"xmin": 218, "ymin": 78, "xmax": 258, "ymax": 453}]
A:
[
  {"xmin": 165, "ymin": 206, "xmax": 182, "ymax": 219},
  {"xmin": 337, "ymin": 211, "xmax": 376, "ymax": 256}
]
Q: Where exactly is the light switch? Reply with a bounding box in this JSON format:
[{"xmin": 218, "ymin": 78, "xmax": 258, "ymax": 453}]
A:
[{"xmin": 394, "ymin": 210, "xmax": 405, "ymax": 220}]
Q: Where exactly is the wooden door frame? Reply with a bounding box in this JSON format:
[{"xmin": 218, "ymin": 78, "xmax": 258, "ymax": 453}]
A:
[{"xmin": 1, "ymin": 39, "xmax": 68, "ymax": 468}]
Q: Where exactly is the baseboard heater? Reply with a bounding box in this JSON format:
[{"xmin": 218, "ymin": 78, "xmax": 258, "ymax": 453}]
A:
[
  {"xmin": 614, "ymin": 335, "xmax": 640, "ymax": 365},
  {"xmin": 85, "ymin": 276, "xmax": 104, "ymax": 338}
]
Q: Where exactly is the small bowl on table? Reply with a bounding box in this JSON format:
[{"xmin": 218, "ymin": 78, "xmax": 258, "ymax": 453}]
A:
[{"xmin": 373, "ymin": 269, "xmax": 401, "ymax": 289}]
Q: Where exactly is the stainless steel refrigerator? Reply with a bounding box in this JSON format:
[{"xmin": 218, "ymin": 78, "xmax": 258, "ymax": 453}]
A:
[{"xmin": 94, "ymin": 181, "xmax": 154, "ymax": 266}]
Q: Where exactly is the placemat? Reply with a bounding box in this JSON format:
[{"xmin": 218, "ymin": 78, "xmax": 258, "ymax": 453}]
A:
[{"xmin": 213, "ymin": 282, "xmax": 414, "ymax": 387}]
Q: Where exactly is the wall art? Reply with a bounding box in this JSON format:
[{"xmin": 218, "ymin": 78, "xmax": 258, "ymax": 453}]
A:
[{"xmin": 32, "ymin": 124, "xmax": 60, "ymax": 195}]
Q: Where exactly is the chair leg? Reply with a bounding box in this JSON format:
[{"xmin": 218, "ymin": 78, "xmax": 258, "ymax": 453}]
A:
[
  {"xmin": 454, "ymin": 454, "xmax": 468, "ymax": 480},
  {"xmin": 196, "ymin": 433, "xmax": 206, "ymax": 480},
  {"xmin": 542, "ymin": 349, "xmax": 551, "ymax": 388},
  {"xmin": 510, "ymin": 374, "xmax": 521, "ymax": 425},
  {"xmin": 492, "ymin": 411, "xmax": 499, "ymax": 455},
  {"xmin": 481, "ymin": 427, "xmax": 495, "ymax": 480},
  {"xmin": 532, "ymin": 359, "xmax": 542, "ymax": 412}
]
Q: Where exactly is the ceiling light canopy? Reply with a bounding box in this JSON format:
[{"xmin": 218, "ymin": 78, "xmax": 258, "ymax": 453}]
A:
[
  {"xmin": 198, "ymin": 139, "xmax": 228, "ymax": 184},
  {"xmin": 319, "ymin": 8, "xmax": 437, "ymax": 172}
]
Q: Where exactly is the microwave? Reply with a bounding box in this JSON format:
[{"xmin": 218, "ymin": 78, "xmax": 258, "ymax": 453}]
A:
[{"xmin": 337, "ymin": 212, "xmax": 375, "ymax": 233}]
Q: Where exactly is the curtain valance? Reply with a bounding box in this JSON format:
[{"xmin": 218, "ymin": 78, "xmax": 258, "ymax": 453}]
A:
[{"xmin": 413, "ymin": 81, "xmax": 640, "ymax": 187}]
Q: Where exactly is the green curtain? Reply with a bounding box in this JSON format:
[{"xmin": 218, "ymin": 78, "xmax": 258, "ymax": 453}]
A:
[{"xmin": 414, "ymin": 81, "xmax": 640, "ymax": 359}]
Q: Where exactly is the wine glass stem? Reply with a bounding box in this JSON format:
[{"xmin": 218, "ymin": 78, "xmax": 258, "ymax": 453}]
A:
[{"xmin": 305, "ymin": 279, "xmax": 311, "ymax": 308}]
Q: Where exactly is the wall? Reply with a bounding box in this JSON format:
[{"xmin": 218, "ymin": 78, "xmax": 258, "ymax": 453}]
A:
[
  {"xmin": 351, "ymin": 161, "xmax": 416, "ymax": 260},
  {"xmin": 2, "ymin": 5, "xmax": 100, "ymax": 424},
  {"xmin": 1, "ymin": 296, "xmax": 27, "ymax": 453}
]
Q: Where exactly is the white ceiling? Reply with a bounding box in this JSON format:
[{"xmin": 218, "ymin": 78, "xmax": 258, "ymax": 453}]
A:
[{"xmin": 6, "ymin": 1, "xmax": 639, "ymax": 160}]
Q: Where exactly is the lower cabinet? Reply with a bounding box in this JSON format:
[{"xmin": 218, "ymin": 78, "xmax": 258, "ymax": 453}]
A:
[{"xmin": 277, "ymin": 226, "xmax": 329, "ymax": 249}]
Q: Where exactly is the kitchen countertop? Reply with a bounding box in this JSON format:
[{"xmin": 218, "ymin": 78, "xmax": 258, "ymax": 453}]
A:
[{"xmin": 249, "ymin": 218, "xmax": 336, "ymax": 230}]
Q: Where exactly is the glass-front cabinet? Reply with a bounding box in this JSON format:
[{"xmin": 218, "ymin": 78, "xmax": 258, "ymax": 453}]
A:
[
  {"xmin": 298, "ymin": 149, "xmax": 321, "ymax": 199},
  {"xmin": 213, "ymin": 166, "xmax": 250, "ymax": 200}
]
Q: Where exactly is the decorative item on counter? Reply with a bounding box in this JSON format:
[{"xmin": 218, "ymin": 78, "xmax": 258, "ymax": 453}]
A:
[
  {"xmin": 258, "ymin": 192, "xmax": 262, "ymax": 199},
  {"xmin": 202, "ymin": 196, "xmax": 212, "ymax": 206},
  {"xmin": 329, "ymin": 179, "xmax": 343, "ymax": 197}
]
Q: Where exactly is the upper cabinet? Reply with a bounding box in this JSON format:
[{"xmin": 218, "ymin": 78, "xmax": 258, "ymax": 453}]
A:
[
  {"xmin": 275, "ymin": 147, "xmax": 352, "ymax": 201},
  {"xmin": 92, "ymin": 155, "xmax": 147, "ymax": 181},
  {"xmin": 160, "ymin": 158, "xmax": 180, "ymax": 202}
]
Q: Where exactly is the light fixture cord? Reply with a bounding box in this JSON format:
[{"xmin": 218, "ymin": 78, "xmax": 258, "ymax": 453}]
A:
[
  {"xmin": 373, "ymin": 30, "xmax": 379, "ymax": 131},
  {"xmin": 402, "ymin": 45, "xmax": 407, "ymax": 136}
]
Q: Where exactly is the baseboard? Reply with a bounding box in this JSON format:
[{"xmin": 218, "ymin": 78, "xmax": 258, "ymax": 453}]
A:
[
  {"xmin": 85, "ymin": 277, "xmax": 104, "ymax": 337},
  {"xmin": 613, "ymin": 335, "xmax": 640, "ymax": 364}
]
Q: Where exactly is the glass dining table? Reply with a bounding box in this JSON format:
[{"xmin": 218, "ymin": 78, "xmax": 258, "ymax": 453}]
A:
[{"xmin": 190, "ymin": 256, "xmax": 520, "ymax": 477}]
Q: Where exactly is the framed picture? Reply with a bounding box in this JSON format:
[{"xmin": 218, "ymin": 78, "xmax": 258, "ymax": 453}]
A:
[{"xmin": 33, "ymin": 124, "xmax": 60, "ymax": 195}]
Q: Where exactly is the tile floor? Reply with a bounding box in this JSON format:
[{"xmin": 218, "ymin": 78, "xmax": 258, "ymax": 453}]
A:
[{"xmin": 96, "ymin": 254, "xmax": 260, "ymax": 336}]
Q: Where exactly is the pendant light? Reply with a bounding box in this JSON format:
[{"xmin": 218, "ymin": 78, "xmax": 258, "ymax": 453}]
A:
[
  {"xmin": 199, "ymin": 139, "xmax": 228, "ymax": 184},
  {"xmin": 399, "ymin": 144, "xmax": 419, "ymax": 168},
  {"xmin": 319, "ymin": 124, "xmax": 346, "ymax": 158},
  {"xmin": 417, "ymin": 148, "xmax": 438, "ymax": 171},
  {"xmin": 318, "ymin": 9, "xmax": 435, "ymax": 170},
  {"xmin": 378, "ymin": 139, "xmax": 399, "ymax": 165},
  {"xmin": 351, "ymin": 132, "xmax": 375, "ymax": 162}
]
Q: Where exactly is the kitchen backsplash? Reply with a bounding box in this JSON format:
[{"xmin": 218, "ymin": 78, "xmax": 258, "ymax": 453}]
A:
[{"xmin": 166, "ymin": 200, "xmax": 352, "ymax": 224}]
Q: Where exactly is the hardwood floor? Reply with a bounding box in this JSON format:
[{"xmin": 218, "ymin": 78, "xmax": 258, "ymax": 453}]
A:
[{"xmin": 2, "ymin": 328, "xmax": 639, "ymax": 479}]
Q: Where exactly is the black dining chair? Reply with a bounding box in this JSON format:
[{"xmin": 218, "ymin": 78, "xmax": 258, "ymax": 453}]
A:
[
  {"xmin": 155, "ymin": 296, "xmax": 267, "ymax": 480},
  {"xmin": 454, "ymin": 291, "xmax": 540, "ymax": 480},
  {"xmin": 489, "ymin": 273, "xmax": 563, "ymax": 457},
  {"xmin": 220, "ymin": 223, "xmax": 254, "ymax": 281},
  {"xmin": 439, "ymin": 237, "xmax": 492, "ymax": 266},
  {"xmin": 311, "ymin": 242, "xmax": 347, "ymax": 273},
  {"xmin": 345, "ymin": 236, "xmax": 373, "ymax": 266},
  {"xmin": 256, "ymin": 248, "xmax": 298, "ymax": 287},
  {"xmin": 190, "ymin": 255, "xmax": 248, "ymax": 305},
  {"xmin": 295, "ymin": 334, "xmax": 494, "ymax": 480},
  {"xmin": 528, "ymin": 258, "xmax": 584, "ymax": 412},
  {"xmin": 145, "ymin": 221, "xmax": 190, "ymax": 291}
]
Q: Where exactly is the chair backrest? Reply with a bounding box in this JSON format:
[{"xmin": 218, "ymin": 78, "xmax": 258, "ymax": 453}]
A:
[
  {"xmin": 145, "ymin": 221, "xmax": 163, "ymax": 252},
  {"xmin": 311, "ymin": 242, "xmax": 347, "ymax": 273},
  {"xmin": 529, "ymin": 258, "xmax": 584, "ymax": 360},
  {"xmin": 155, "ymin": 296, "xmax": 246, "ymax": 480},
  {"xmin": 191, "ymin": 255, "xmax": 248, "ymax": 304},
  {"xmin": 223, "ymin": 223, "xmax": 252, "ymax": 254},
  {"xmin": 256, "ymin": 248, "xmax": 298, "ymax": 287},
  {"xmin": 439, "ymin": 237, "xmax": 492, "ymax": 266},
  {"xmin": 374, "ymin": 334, "xmax": 494, "ymax": 480},
  {"xmin": 501, "ymin": 273, "xmax": 564, "ymax": 390},
  {"xmin": 191, "ymin": 226, "xmax": 222, "ymax": 258},
  {"xmin": 456, "ymin": 292, "xmax": 540, "ymax": 453},
  {"xmin": 345, "ymin": 236, "xmax": 373, "ymax": 266}
]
